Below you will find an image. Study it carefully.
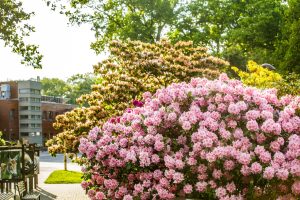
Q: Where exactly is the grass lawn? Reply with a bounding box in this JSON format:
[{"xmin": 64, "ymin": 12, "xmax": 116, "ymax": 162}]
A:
[{"xmin": 44, "ymin": 170, "xmax": 83, "ymax": 184}]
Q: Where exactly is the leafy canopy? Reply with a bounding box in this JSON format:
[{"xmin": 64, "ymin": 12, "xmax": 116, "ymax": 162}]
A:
[
  {"xmin": 40, "ymin": 73, "xmax": 97, "ymax": 104},
  {"xmin": 47, "ymin": 0, "xmax": 181, "ymax": 52},
  {"xmin": 0, "ymin": 0, "xmax": 42, "ymax": 68},
  {"xmin": 46, "ymin": 0, "xmax": 300, "ymax": 72}
]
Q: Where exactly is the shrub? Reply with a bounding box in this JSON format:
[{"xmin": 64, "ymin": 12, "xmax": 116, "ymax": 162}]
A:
[
  {"xmin": 275, "ymin": 73, "xmax": 300, "ymax": 97},
  {"xmin": 79, "ymin": 74, "xmax": 300, "ymax": 200},
  {"xmin": 232, "ymin": 61, "xmax": 300, "ymax": 97},
  {"xmin": 47, "ymin": 40, "xmax": 229, "ymax": 156},
  {"xmin": 231, "ymin": 60, "xmax": 282, "ymax": 89},
  {"xmin": 0, "ymin": 131, "xmax": 5, "ymax": 146}
]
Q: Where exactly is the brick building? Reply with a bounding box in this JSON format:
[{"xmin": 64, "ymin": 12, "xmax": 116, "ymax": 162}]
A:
[{"xmin": 0, "ymin": 79, "xmax": 75, "ymax": 146}]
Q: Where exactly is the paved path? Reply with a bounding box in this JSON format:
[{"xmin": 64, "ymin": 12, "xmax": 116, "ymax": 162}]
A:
[{"xmin": 37, "ymin": 151, "xmax": 89, "ymax": 200}]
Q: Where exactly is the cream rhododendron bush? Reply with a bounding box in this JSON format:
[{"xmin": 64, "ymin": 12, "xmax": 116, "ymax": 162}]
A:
[{"xmin": 79, "ymin": 74, "xmax": 300, "ymax": 200}]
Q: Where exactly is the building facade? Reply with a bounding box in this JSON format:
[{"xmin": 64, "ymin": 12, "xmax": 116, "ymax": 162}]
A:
[{"xmin": 0, "ymin": 79, "xmax": 75, "ymax": 146}]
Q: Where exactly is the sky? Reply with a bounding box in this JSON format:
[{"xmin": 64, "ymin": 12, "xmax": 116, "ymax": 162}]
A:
[{"xmin": 0, "ymin": 0, "xmax": 104, "ymax": 81}]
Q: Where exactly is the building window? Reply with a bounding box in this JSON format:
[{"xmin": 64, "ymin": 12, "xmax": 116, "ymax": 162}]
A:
[
  {"xmin": 30, "ymin": 89, "xmax": 40, "ymax": 95},
  {"xmin": 20, "ymin": 132, "xmax": 29, "ymax": 136},
  {"xmin": 20, "ymin": 115, "xmax": 29, "ymax": 119},
  {"xmin": 19, "ymin": 89, "xmax": 30, "ymax": 94},
  {"xmin": 30, "ymin": 124, "xmax": 41, "ymax": 128},
  {"xmin": 20, "ymin": 106, "xmax": 29, "ymax": 111},
  {"xmin": 30, "ymin": 106, "xmax": 40, "ymax": 111},
  {"xmin": 20, "ymin": 124, "xmax": 29, "ymax": 128},
  {"xmin": 19, "ymin": 97, "xmax": 29, "ymax": 102},
  {"xmin": 9, "ymin": 109, "xmax": 15, "ymax": 120},
  {"xmin": 49, "ymin": 111, "xmax": 53, "ymax": 120},
  {"xmin": 30, "ymin": 97, "xmax": 41, "ymax": 102},
  {"xmin": 43, "ymin": 111, "xmax": 47, "ymax": 120},
  {"xmin": 31, "ymin": 115, "xmax": 41, "ymax": 120},
  {"xmin": 19, "ymin": 89, "xmax": 41, "ymax": 95}
]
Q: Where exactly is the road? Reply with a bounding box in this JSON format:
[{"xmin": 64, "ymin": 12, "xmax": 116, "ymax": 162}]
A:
[{"xmin": 37, "ymin": 151, "xmax": 89, "ymax": 200}]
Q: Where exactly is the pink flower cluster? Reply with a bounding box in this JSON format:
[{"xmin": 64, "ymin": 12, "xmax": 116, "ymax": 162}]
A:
[{"xmin": 79, "ymin": 74, "xmax": 300, "ymax": 200}]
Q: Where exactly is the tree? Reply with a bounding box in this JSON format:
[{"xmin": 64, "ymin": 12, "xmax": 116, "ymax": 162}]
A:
[
  {"xmin": 66, "ymin": 73, "xmax": 97, "ymax": 104},
  {"xmin": 0, "ymin": 0, "xmax": 42, "ymax": 68},
  {"xmin": 41, "ymin": 78, "xmax": 70, "ymax": 97},
  {"xmin": 169, "ymin": 0, "xmax": 244, "ymax": 56},
  {"xmin": 40, "ymin": 74, "xmax": 97, "ymax": 104},
  {"xmin": 226, "ymin": 0, "xmax": 283, "ymax": 66},
  {"xmin": 277, "ymin": 0, "xmax": 300, "ymax": 73},
  {"xmin": 45, "ymin": 0, "xmax": 300, "ymax": 72},
  {"xmin": 46, "ymin": 39, "xmax": 229, "ymax": 157},
  {"xmin": 46, "ymin": 0, "xmax": 181, "ymax": 52}
]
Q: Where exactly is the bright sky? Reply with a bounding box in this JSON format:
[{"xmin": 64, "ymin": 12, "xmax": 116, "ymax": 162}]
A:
[{"xmin": 0, "ymin": 0, "xmax": 104, "ymax": 81}]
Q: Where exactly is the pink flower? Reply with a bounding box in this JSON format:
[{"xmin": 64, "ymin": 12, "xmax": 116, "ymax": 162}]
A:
[
  {"xmin": 123, "ymin": 194, "xmax": 133, "ymax": 200},
  {"xmin": 237, "ymin": 153, "xmax": 251, "ymax": 165},
  {"xmin": 173, "ymin": 172, "xmax": 184, "ymax": 183},
  {"xmin": 202, "ymin": 138, "xmax": 213, "ymax": 148},
  {"xmin": 270, "ymin": 141, "xmax": 281, "ymax": 152},
  {"xmin": 168, "ymin": 112, "xmax": 177, "ymax": 121},
  {"xmin": 274, "ymin": 152, "xmax": 285, "ymax": 165},
  {"xmin": 246, "ymin": 120, "xmax": 259, "ymax": 132},
  {"xmin": 276, "ymin": 169, "xmax": 289, "ymax": 181},
  {"xmin": 292, "ymin": 181, "xmax": 300, "ymax": 195},
  {"xmin": 87, "ymin": 190, "xmax": 96, "ymax": 198},
  {"xmin": 259, "ymin": 151, "xmax": 271, "ymax": 164},
  {"xmin": 151, "ymin": 154, "xmax": 160, "ymax": 163},
  {"xmin": 81, "ymin": 181, "xmax": 89, "ymax": 190},
  {"xmin": 226, "ymin": 182, "xmax": 236, "ymax": 193},
  {"xmin": 182, "ymin": 121, "xmax": 192, "ymax": 130},
  {"xmin": 213, "ymin": 169, "xmax": 223, "ymax": 179},
  {"xmin": 251, "ymin": 162, "xmax": 262, "ymax": 174},
  {"xmin": 104, "ymin": 179, "xmax": 118, "ymax": 190},
  {"xmin": 183, "ymin": 184, "xmax": 193, "ymax": 194},
  {"xmin": 263, "ymin": 167, "xmax": 275, "ymax": 180},
  {"xmin": 95, "ymin": 192, "xmax": 105, "ymax": 200},
  {"xmin": 215, "ymin": 187, "xmax": 227, "ymax": 198},
  {"xmin": 233, "ymin": 128, "xmax": 243, "ymax": 139},
  {"xmin": 245, "ymin": 110, "xmax": 260, "ymax": 120},
  {"xmin": 224, "ymin": 160, "xmax": 235, "ymax": 171},
  {"xmin": 154, "ymin": 141, "xmax": 164, "ymax": 151},
  {"xmin": 228, "ymin": 104, "xmax": 240, "ymax": 115},
  {"xmin": 196, "ymin": 181, "xmax": 207, "ymax": 192},
  {"xmin": 134, "ymin": 183, "xmax": 144, "ymax": 193}
]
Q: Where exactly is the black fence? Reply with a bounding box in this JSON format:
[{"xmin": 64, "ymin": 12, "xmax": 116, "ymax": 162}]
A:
[{"xmin": 0, "ymin": 144, "xmax": 40, "ymax": 198}]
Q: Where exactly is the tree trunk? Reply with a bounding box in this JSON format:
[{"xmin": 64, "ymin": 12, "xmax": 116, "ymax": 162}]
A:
[
  {"xmin": 64, "ymin": 152, "xmax": 67, "ymax": 171},
  {"xmin": 64, "ymin": 140, "xmax": 67, "ymax": 171},
  {"xmin": 156, "ymin": 24, "xmax": 165, "ymax": 41}
]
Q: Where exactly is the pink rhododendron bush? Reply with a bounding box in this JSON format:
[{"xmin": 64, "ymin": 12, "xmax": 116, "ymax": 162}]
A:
[{"xmin": 79, "ymin": 74, "xmax": 300, "ymax": 200}]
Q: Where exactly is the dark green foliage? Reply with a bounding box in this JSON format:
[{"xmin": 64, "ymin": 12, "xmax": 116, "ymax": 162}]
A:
[
  {"xmin": 47, "ymin": 0, "xmax": 180, "ymax": 52},
  {"xmin": 46, "ymin": 0, "xmax": 300, "ymax": 74},
  {"xmin": 278, "ymin": 0, "xmax": 300, "ymax": 73},
  {"xmin": 40, "ymin": 73, "xmax": 97, "ymax": 104},
  {"xmin": 276, "ymin": 73, "xmax": 300, "ymax": 96},
  {"xmin": 41, "ymin": 78, "xmax": 70, "ymax": 97},
  {"xmin": 0, "ymin": 0, "xmax": 42, "ymax": 68},
  {"xmin": 0, "ymin": 132, "xmax": 6, "ymax": 146}
]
